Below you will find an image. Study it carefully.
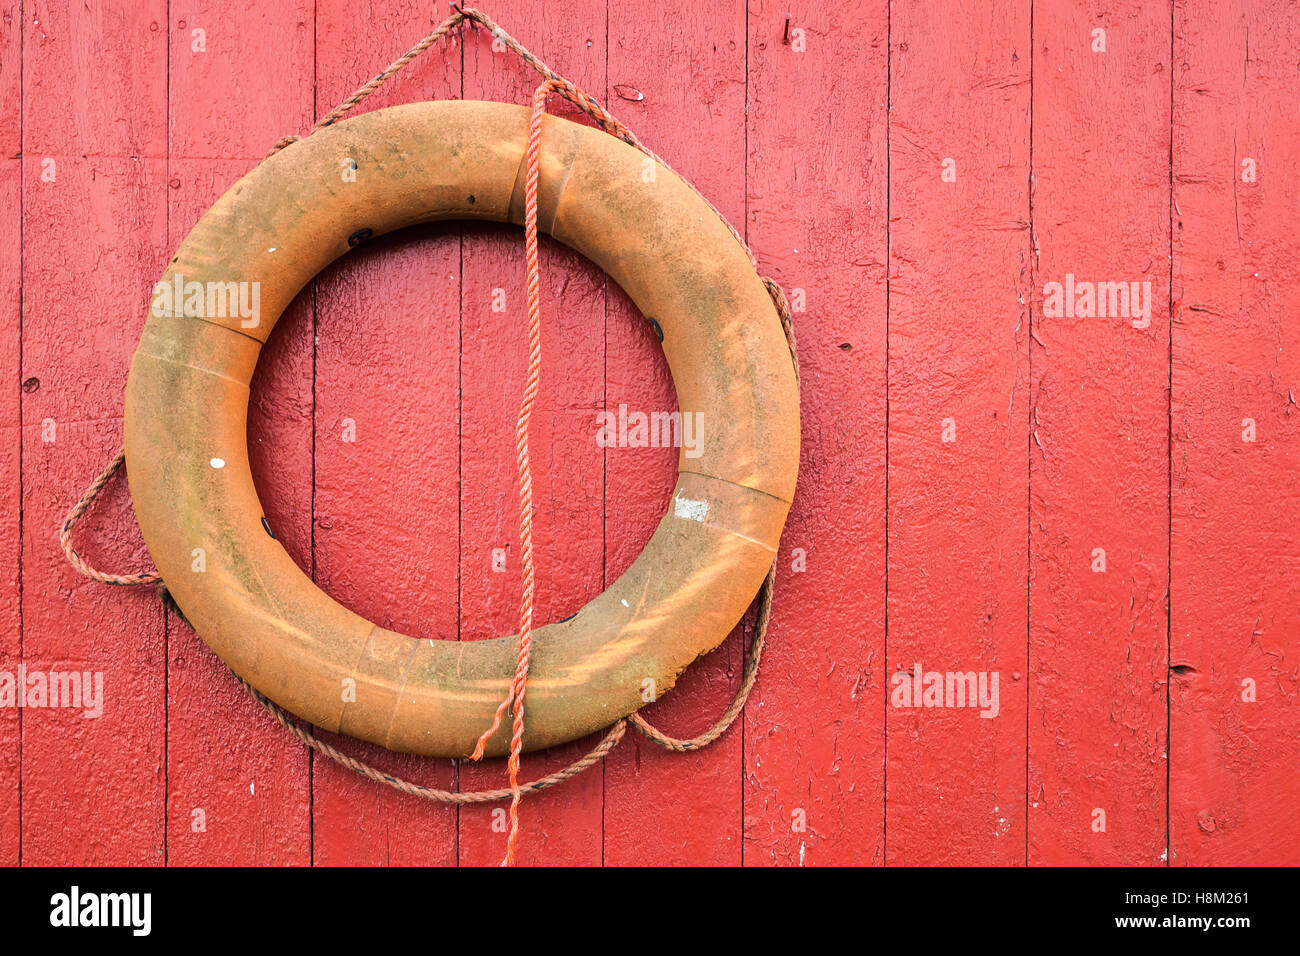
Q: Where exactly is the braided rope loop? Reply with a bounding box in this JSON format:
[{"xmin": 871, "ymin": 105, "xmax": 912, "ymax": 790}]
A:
[{"xmin": 59, "ymin": 450, "xmax": 161, "ymax": 587}]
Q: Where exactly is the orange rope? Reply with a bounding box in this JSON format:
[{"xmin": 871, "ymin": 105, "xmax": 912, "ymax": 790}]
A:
[{"xmin": 466, "ymin": 78, "xmax": 563, "ymax": 866}]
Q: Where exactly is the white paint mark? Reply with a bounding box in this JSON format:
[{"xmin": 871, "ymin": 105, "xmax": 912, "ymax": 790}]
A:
[
  {"xmin": 210, "ymin": 457, "xmax": 226, "ymax": 469},
  {"xmin": 673, "ymin": 494, "xmax": 709, "ymax": 523},
  {"xmin": 621, "ymin": 599, "xmax": 629, "ymax": 608},
  {"xmin": 249, "ymin": 781, "xmax": 255, "ymax": 795}
]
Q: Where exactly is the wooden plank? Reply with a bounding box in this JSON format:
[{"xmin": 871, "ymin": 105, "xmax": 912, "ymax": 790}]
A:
[
  {"xmin": 457, "ymin": 0, "xmax": 607, "ymax": 868},
  {"xmin": 886, "ymin": 0, "xmax": 1031, "ymax": 865},
  {"xmin": 0, "ymin": 0, "xmax": 21, "ymax": 866},
  {"xmin": 19, "ymin": 174, "xmax": 168, "ymax": 860},
  {"xmin": 23, "ymin": 1, "xmax": 167, "ymax": 160},
  {"xmin": 311, "ymin": 0, "xmax": 461, "ymax": 867},
  {"xmin": 0, "ymin": 159, "xmax": 18, "ymax": 865},
  {"xmin": 168, "ymin": 0, "xmax": 313, "ymax": 161},
  {"xmin": 742, "ymin": 0, "xmax": 889, "ymax": 867},
  {"xmin": 1028, "ymin": 0, "xmax": 1170, "ymax": 865},
  {"xmin": 602, "ymin": 0, "xmax": 748, "ymax": 866},
  {"xmin": 0, "ymin": 0, "xmax": 18, "ymax": 157},
  {"xmin": 20, "ymin": 0, "xmax": 168, "ymax": 866},
  {"xmin": 1171, "ymin": 0, "xmax": 1300, "ymax": 866},
  {"xmin": 164, "ymin": 0, "xmax": 314, "ymax": 866}
]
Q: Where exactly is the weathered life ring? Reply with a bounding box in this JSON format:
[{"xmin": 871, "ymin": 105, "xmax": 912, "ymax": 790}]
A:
[{"xmin": 123, "ymin": 100, "xmax": 800, "ymax": 758}]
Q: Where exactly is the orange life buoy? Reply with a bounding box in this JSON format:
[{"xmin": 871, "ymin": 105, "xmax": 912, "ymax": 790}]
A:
[{"xmin": 123, "ymin": 100, "xmax": 799, "ymax": 758}]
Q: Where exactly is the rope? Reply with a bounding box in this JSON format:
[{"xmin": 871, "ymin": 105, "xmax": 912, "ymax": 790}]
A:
[
  {"xmin": 263, "ymin": 7, "xmax": 758, "ymax": 269},
  {"xmin": 59, "ymin": 450, "xmax": 161, "ymax": 587},
  {"xmin": 58, "ymin": 5, "xmax": 800, "ymax": 866},
  {"xmin": 629, "ymin": 564, "xmax": 775, "ymax": 751},
  {"xmin": 238, "ymin": 670, "xmax": 627, "ymax": 804},
  {"xmin": 460, "ymin": 78, "xmax": 565, "ymax": 865}
]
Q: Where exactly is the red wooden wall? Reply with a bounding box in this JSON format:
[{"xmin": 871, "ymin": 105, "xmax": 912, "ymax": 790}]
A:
[{"xmin": 5, "ymin": 0, "xmax": 1297, "ymax": 865}]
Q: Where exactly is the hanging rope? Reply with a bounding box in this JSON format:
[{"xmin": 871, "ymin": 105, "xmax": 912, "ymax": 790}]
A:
[
  {"xmin": 58, "ymin": 5, "xmax": 799, "ymax": 867},
  {"xmin": 460, "ymin": 78, "xmax": 567, "ymax": 865}
]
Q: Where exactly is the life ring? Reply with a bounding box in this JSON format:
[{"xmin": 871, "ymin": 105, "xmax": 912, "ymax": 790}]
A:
[{"xmin": 123, "ymin": 100, "xmax": 800, "ymax": 758}]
